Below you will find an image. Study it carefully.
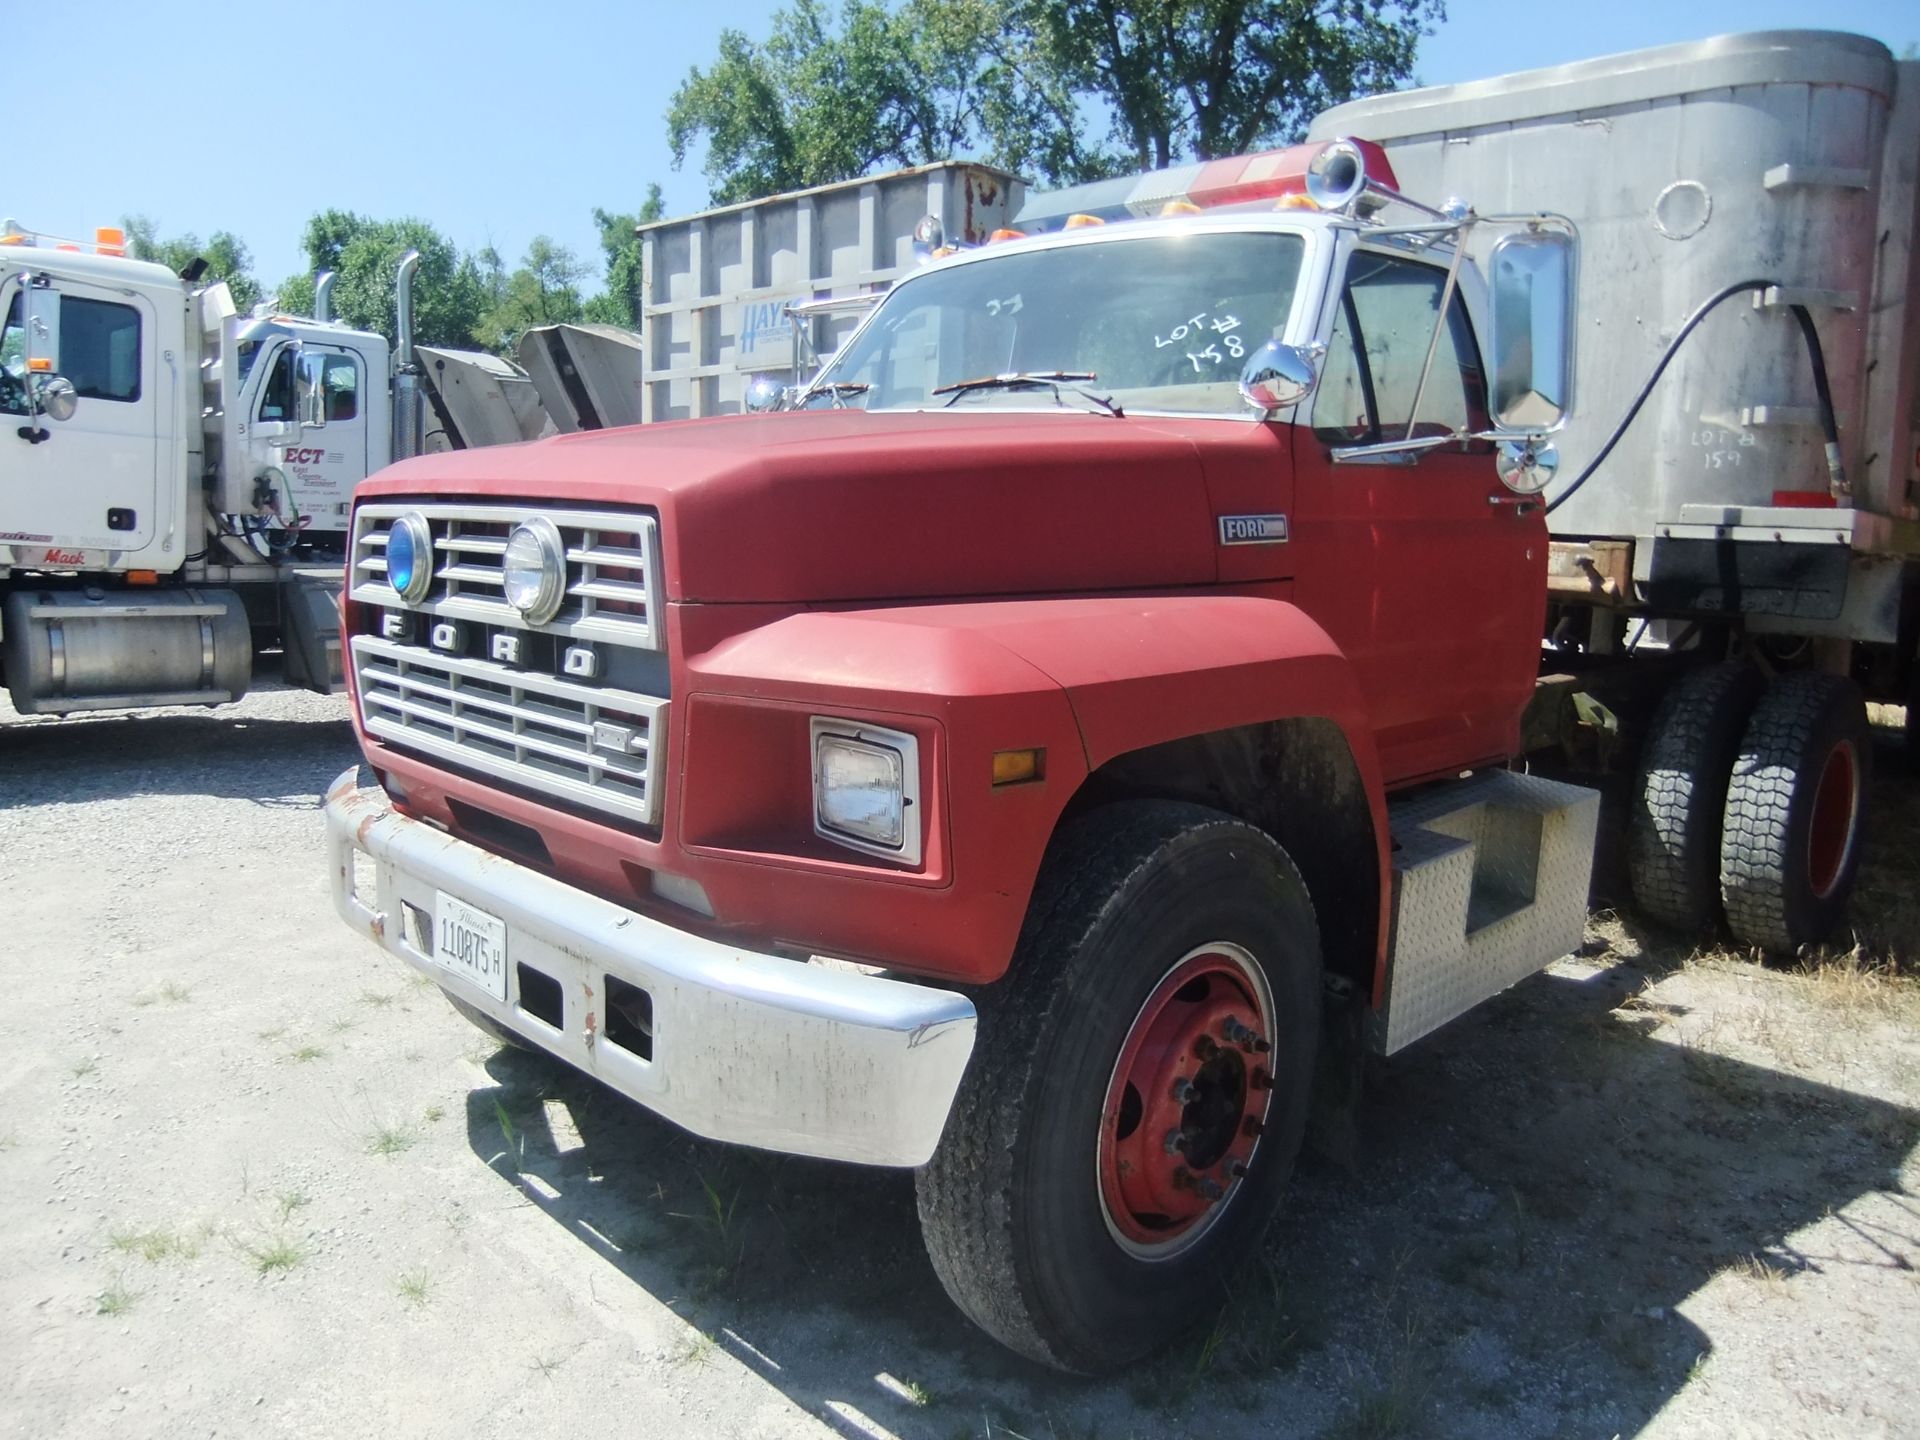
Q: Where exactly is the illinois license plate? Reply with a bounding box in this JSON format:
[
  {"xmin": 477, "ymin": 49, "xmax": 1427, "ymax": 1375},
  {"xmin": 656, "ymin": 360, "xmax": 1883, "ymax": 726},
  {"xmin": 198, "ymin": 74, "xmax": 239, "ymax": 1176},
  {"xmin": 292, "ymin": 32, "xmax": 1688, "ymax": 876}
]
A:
[{"xmin": 434, "ymin": 891, "xmax": 508, "ymax": 1002}]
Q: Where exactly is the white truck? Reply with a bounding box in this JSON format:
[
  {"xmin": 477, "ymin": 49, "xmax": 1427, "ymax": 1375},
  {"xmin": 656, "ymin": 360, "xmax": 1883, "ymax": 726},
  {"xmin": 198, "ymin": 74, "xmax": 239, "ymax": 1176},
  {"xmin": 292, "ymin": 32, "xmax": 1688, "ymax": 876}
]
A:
[{"xmin": 0, "ymin": 227, "xmax": 433, "ymax": 714}]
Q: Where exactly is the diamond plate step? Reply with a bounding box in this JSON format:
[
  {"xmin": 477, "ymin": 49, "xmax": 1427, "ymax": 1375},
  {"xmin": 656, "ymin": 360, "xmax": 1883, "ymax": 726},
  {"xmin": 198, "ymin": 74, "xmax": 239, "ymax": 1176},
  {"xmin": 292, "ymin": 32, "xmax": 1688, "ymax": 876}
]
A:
[{"xmin": 1372, "ymin": 770, "xmax": 1600, "ymax": 1055}]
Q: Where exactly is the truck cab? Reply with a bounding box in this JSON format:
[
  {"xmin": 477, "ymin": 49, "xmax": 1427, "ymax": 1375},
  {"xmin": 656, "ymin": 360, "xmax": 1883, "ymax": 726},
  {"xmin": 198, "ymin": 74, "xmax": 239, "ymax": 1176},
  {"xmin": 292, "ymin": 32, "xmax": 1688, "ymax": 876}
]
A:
[
  {"xmin": 327, "ymin": 138, "xmax": 1592, "ymax": 1374},
  {"xmin": 221, "ymin": 312, "xmax": 392, "ymax": 539},
  {"xmin": 1, "ymin": 250, "xmax": 187, "ymax": 574}
]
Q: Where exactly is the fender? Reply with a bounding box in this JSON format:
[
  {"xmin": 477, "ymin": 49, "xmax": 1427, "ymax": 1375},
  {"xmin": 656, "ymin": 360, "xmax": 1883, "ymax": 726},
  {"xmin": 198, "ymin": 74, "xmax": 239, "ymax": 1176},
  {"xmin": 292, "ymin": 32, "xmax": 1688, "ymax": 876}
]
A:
[{"xmin": 689, "ymin": 594, "xmax": 1390, "ymax": 986}]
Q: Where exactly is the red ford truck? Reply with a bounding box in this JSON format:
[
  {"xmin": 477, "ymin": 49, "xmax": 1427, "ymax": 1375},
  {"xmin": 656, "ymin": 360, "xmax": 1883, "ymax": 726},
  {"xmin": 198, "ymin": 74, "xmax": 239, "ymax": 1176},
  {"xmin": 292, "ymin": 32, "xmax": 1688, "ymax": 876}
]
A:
[{"xmin": 325, "ymin": 30, "xmax": 1914, "ymax": 1373}]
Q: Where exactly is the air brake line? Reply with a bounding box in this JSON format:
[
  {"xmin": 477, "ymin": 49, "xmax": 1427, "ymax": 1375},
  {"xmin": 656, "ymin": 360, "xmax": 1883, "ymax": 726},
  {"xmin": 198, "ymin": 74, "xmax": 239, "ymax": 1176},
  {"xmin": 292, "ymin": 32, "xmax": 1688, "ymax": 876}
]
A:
[{"xmin": 1543, "ymin": 280, "xmax": 1844, "ymax": 515}]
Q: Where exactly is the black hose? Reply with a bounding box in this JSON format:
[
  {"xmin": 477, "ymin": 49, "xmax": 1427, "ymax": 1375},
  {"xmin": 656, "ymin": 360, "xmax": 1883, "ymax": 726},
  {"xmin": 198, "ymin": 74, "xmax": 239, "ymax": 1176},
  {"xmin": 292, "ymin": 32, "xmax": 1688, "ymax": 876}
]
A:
[{"xmin": 1544, "ymin": 279, "xmax": 1844, "ymax": 515}]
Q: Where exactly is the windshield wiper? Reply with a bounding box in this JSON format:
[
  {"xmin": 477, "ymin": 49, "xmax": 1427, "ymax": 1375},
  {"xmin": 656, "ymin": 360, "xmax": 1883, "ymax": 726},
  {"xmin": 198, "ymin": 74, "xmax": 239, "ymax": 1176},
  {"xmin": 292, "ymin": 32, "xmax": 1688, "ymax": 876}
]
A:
[
  {"xmin": 793, "ymin": 379, "xmax": 871, "ymax": 409},
  {"xmin": 931, "ymin": 371, "xmax": 1123, "ymax": 417}
]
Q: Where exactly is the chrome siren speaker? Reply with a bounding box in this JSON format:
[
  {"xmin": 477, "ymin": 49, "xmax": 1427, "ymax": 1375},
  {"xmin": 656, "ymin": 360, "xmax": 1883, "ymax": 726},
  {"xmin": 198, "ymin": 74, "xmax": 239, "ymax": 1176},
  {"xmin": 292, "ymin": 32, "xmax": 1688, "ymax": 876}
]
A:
[{"xmin": 1305, "ymin": 140, "xmax": 1368, "ymax": 212}]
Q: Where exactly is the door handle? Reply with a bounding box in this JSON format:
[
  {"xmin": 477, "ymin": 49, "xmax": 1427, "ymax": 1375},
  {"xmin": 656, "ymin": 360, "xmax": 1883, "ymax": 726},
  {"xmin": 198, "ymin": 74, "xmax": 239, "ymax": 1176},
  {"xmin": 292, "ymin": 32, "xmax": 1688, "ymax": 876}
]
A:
[{"xmin": 1487, "ymin": 494, "xmax": 1541, "ymax": 515}]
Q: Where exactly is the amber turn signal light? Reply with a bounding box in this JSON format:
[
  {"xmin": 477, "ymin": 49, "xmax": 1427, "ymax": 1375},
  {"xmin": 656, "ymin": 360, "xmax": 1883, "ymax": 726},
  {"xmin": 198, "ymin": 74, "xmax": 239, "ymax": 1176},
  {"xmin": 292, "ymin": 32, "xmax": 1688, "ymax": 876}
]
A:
[{"xmin": 991, "ymin": 748, "xmax": 1045, "ymax": 787}]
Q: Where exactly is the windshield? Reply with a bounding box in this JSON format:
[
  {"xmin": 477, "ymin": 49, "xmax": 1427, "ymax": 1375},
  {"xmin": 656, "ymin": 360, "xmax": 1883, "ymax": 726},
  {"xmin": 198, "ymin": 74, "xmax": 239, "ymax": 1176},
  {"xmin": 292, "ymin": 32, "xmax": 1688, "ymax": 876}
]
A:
[{"xmin": 813, "ymin": 229, "xmax": 1306, "ymax": 417}]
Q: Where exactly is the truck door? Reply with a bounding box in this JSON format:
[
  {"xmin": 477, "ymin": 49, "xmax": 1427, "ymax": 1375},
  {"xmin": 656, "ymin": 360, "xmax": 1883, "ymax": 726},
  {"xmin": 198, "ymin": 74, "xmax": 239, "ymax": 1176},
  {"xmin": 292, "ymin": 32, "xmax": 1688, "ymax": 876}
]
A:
[
  {"xmin": 1, "ymin": 275, "xmax": 160, "ymax": 557},
  {"xmin": 1290, "ymin": 246, "xmax": 1546, "ymax": 785},
  {"xmin": 259, "ymin": 343, "xmax": 367, "ymax": 531}
]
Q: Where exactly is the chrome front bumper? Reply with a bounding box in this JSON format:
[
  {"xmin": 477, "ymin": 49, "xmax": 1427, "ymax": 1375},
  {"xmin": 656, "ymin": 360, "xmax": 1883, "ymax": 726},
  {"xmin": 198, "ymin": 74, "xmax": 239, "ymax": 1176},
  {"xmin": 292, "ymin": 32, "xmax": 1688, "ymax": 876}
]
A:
[{"xmin": 324, "ymin": 769, "xmax": 976, "ymax": 1167}]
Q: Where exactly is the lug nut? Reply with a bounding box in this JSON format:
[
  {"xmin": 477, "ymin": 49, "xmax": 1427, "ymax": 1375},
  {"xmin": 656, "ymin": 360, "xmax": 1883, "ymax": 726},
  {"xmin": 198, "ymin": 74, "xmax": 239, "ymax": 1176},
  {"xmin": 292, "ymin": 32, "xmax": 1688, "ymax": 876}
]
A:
[
  {"xmin": 1197, "ymin": 1177, "xmax": 1225, "ymax": 1202},
  {"xmin": 1170, "ymin": 1078, "xmax": 1199, "ymax": 1105},
  {"xmin": 1242, "ymin": 1116, "xmax": 1264, "ymax": 1138},
  {"xmin": 1164, "ymin": 1128, "xmax": 1188, "ymax": 1157},
  {"xmin": 1193, "ymin": 1035, "xmax": 1219, "ymax": 1061},
  {"xmin": 1222, "ymin": 1016, "xmax": 1259, "ymax": 1048},
  {"xmin": 1172, "ymin": 1166, "xmax": 1193, "ymax": 1190},
  {"xmin": 1230, "ymin": 1163, "xmax": 1249, "ymax": 1179},
  {"xmin": 1250, "ymin": 1068, "xmax": 1273, "ymax": 1092},
  {"xmin": 1251, "ymin": 1038, "xmax": 1272, "ymax": 1054}
]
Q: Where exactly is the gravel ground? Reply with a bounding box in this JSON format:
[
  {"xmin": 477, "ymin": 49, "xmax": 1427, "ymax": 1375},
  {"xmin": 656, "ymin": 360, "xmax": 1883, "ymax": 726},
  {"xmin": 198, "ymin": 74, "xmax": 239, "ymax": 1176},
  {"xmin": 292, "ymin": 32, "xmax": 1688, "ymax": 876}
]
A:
[{"xmin": 1, "ymin": 682, "xmax": 1915, "ymax": 1439}]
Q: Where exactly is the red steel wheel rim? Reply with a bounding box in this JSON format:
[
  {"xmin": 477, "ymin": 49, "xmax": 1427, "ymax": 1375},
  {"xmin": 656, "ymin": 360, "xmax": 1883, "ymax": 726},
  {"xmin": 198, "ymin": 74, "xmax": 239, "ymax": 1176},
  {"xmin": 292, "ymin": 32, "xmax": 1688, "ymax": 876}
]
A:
[
  {"xmin": 1097, "ymin": 943, "xmax": 1276, "ymax": 1260},
  {"xmin": 1806, "ymin": 739, "xmax": 1859, "ymax": 900}
]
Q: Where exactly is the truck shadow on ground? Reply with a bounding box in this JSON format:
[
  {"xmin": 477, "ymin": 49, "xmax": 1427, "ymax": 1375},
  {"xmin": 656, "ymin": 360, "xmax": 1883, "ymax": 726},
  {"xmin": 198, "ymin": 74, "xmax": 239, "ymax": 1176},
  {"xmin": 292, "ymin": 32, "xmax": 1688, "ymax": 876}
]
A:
[
  {"xmin": 461, "ymin": 954, "xmax": 1919, "ymax": 1438},
  {"xmin": 0, "ymin": 699, "xmax": 356, "ymax": 810}
]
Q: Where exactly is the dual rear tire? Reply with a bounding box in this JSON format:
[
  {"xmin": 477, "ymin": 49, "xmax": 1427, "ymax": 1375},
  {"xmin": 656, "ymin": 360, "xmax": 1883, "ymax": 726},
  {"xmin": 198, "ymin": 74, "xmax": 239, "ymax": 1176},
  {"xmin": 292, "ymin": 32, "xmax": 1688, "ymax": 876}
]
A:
[{"xmin": 1630, "ymin": 666, "xmax": 1870, "ymax": 952}]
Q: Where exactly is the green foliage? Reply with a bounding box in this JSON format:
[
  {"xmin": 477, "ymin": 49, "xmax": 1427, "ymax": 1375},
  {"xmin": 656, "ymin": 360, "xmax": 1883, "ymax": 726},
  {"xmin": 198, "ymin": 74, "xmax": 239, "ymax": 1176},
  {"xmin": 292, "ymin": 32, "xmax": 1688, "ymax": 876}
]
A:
[
  {"xmin": 121, "ymin": 214, "xmax": 262, "ymax": 311},
  {"xmin": 1030, "ymin": 0, "xmax": 1446, "ymax": 170},
  {"xmin": 477, "ymin": 236, "xmax": 592, "ymax": 353},
  {"xmin": 275, "ymin": 211, "xmax": 490, "ymax": 350},
  {"xmin": 668, "ymin": 0, "xmax": 1444, "ymax": 202},
  {"xmin": 581, "ymin": 185, "xmax": 664, "ymax": 329}
]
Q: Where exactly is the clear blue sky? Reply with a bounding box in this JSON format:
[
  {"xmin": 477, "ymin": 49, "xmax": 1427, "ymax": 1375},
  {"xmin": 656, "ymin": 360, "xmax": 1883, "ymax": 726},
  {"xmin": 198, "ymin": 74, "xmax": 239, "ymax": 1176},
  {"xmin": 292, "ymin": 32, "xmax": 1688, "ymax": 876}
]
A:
[{"xmin": 16, "ymin": 0, "xmax": 1915, "ymax": 296}]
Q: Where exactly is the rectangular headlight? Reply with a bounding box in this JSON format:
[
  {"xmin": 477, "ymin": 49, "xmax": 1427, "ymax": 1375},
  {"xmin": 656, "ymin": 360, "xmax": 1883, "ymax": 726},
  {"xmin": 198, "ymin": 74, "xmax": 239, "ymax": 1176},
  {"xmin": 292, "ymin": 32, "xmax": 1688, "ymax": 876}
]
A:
[{"xmin": 811, "ymin": 719, "xmax": 921, "ymax": 865}]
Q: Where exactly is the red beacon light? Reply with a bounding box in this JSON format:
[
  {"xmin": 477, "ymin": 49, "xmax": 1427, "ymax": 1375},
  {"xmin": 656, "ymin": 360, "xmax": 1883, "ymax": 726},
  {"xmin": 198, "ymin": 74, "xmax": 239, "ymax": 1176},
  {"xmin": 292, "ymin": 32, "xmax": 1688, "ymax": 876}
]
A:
[{"xmin": 1180, "ymin": 137, "xmax": 1399, "ymax": 215}]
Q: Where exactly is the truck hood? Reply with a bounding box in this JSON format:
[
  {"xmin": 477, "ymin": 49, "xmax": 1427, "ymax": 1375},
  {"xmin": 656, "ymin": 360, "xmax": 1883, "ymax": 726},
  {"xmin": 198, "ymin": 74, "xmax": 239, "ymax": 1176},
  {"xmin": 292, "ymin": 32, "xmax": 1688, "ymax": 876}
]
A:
[{"xmin": 360, "ymin": 410, "xmax": 1225, "ymax": 603}]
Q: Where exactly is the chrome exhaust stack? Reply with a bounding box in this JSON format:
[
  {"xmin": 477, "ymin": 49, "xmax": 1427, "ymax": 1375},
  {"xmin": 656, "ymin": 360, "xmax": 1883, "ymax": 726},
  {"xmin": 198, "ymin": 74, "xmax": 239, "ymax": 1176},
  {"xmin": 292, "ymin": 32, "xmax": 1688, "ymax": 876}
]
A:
[{"xmin": 392, "ymin": 249, "xmax": 423, "ymax": 461}]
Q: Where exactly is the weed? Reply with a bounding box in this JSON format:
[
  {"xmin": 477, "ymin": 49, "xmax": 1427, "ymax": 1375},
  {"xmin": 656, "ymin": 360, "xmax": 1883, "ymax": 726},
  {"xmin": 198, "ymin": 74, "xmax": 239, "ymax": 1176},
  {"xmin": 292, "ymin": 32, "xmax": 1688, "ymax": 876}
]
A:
[
  {"xmin": 274, "ymin": 1191, "xmax": 310, "ymax": 1224},
  {"xmin": 366, "ymin": 1124, "xmax": 416, "ymax": 1158},
  {"xmin": 95, "ymin": 1277, "xmax": 139, "ymax": 1317},
  {"xmin": 396, "ymin": 1268, "xmax": 432, "ymax": 1308},
  {"xmin": 901, "ymin": 1378, "xmax": 933, "ymax": 1408},
  {"xmin": 491, "ymin": 1098, "xmax": 525, "ymax": 1170},
  {"xmin": 671, "ymin": 1330, "xmax": 717, "ymax": 1368},
  {"xmin": 108, "ymin": 1226, "xmax": 199, "ymax": 1263},
  {"xmin": 330, "ymin": 1016, "xmax": 359, "ymax": 1035},
  {"xmin": 672, "ymin": 1171, "xmax": 741, "ymax": 1251},
  {"xmin": 69, "ymin": 1059, "xmax": 97, "ymax": 1080},
  {"xmin": 423, "ymin": 1104, "xmax": 445, "ymax": 1124},
  {"xmin": 359, "ymin": 990, "xmax": 396, "ymax": 1008},
  {"xmin": 161, "ymin": 981, "xmax": 192, "ymax": 1003},
  {"xmin": 0, "ymin": 1134, "xmax": 16, "ymax": 1151},
  {"xmin": 238, "ymin": 1233, "xmax": 306, "ymax": 1276},
  {"xmin": 289, "ymin": 1045, "xmax": 327, "ymax": 1064},
  {"xmin": 529, "ymin": 1348, "xmax": 575, "ymax": 1383},
  {"xmin": 1725, "ymin": 1253, "xmax": 1792, "ymax": 1296}
]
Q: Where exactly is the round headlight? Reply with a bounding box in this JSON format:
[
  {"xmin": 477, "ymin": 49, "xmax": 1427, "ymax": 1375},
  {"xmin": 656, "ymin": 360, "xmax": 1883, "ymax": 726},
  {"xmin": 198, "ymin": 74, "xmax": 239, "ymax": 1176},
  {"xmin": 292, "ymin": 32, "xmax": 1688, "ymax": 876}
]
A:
[
  {"xmin": 385, "ymin": 512, "xmax": 434, "ymax": 605},
  {"xmin": 502, "ymin": 517, "xmax": 567, "ymax": 625}
]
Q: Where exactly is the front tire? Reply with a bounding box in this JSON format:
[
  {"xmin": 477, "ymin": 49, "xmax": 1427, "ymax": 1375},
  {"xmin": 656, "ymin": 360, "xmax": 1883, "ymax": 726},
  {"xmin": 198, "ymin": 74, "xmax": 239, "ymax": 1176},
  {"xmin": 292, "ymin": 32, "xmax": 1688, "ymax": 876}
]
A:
[
  {"xmin": 1720, "ymin": 673, "xmax": 1871, "ymax": 952},
  {"xmin": 915, "ymin": 801, "xmax": 1321, "ymax": 1373}
]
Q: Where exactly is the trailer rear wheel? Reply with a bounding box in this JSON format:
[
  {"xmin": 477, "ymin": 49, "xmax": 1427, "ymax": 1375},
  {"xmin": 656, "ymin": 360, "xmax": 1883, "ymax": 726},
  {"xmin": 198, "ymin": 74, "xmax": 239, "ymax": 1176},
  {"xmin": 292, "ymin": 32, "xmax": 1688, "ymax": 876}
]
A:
[
  {"xmin": 1720, "ymin": 673, "xmax": 1871, "ymax": 953},
  {"xmin": 915, "ymin": 801, "xmax": 1320, "ymax": 1374},
  {"xmin": 1628, "ymin": 663, "xmax": 1764, "ymax": 934}
]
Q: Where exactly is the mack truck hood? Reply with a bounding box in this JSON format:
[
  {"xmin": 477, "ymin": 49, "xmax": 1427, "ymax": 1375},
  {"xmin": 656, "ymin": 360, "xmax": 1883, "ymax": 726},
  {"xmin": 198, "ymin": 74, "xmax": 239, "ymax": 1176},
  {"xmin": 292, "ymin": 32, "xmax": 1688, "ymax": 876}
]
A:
[{"xmin": 361, "ymin": 410, "xmax": 1228, "ymax": 603}]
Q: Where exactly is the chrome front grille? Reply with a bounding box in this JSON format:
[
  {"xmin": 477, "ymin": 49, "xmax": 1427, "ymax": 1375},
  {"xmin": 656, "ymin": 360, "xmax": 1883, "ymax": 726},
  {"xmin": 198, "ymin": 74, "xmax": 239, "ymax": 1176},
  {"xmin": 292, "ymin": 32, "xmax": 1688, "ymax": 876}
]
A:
[
  {"xmin": 350, "ymin": 502, "xmax": 663, "ymax": 650},
  {"xmin": 349, "ymin": 501, "xmax": 668, "ymax": 827}
]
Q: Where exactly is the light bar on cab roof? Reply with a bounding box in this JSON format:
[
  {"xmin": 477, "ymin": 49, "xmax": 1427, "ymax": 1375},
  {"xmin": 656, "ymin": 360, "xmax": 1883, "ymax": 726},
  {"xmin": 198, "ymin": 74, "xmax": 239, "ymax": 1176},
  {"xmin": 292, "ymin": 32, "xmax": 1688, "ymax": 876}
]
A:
[{"xmin": 1012, "ymin": 138, "xmax": 1400, "ymax": 232}]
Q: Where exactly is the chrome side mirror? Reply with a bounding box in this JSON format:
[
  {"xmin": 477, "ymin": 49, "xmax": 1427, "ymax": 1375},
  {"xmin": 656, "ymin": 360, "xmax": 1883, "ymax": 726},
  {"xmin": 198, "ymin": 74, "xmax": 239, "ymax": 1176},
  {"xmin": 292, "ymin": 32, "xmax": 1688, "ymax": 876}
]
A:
[
  {"xmin": 744, "ymin": 375, "xmax": 787, "ymax": 413},
  {"xmin": 1487, "ymin": 228, "xmax": 1576, "ymax": 431},
  {"xmin": 23, "ymin": 283, "xmax": 60, "ymax": 376},
  {"xmin": 1239, "ymin": 340, "xmax": 1318, "ymax": 413},
  {"xmin": 35, "ymin": 374, "xmax": 77, "ymax": 423},
  {"xmin": 1495, "ymin": 437, "xmax": 1559, "ymax": 494}
]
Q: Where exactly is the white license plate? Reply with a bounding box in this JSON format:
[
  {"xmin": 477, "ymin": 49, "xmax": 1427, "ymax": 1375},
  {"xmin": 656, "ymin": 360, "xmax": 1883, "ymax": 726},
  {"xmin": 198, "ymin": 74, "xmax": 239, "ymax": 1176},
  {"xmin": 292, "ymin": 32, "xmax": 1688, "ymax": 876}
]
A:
[{"xmin": 434, "ymin": 891, "xmax": 509, "ymax": 1002}]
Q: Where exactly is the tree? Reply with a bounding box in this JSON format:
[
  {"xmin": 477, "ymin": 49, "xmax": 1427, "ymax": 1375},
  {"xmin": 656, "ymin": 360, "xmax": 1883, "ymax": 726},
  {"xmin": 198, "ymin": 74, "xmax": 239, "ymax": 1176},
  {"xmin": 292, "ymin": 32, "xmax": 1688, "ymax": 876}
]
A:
[
  {"xmin": 583, "ymin": 184, "xmax": 666, "ymax": 329},
  {"xmin": 121, "ymin": 214, "xmax": 262, "ymax": 311},
  {"xmin": 668, "ymin": 0, "xmax": 1056, "ymax": 203},
  {"xmin": 1025, "ymin": 0, "xmax": 1444, "ymax": 170},
  {"xmin": 667, "ymin": 0, "xmax": 1442, "ymax": 202},
  {"xmin": 477, "ymin": 237, "xmax": 592, "ymax": 352},
  {"xmin": 275, "ymin": 212, "xmax": 489, "ymax": 350}
]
